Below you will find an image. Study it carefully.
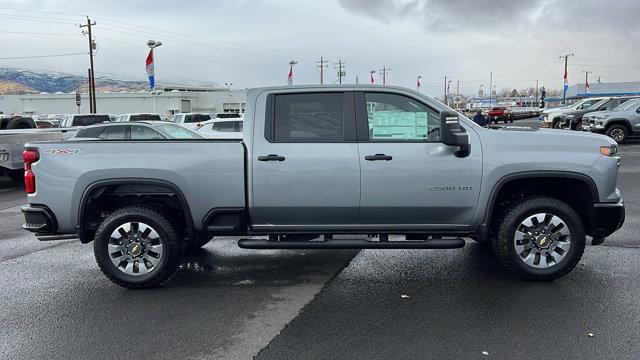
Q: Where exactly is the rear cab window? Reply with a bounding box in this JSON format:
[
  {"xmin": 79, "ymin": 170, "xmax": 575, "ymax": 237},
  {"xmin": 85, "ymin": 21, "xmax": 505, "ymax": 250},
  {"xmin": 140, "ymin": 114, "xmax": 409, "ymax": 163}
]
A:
[
  {"xmin": 184, "ymin": 114, "xmax": 212, "ymax": 123},
  {"xmin": 130, "ymin": 114, "xmax": 162, "ymax": 122},
  {"xmin": 267, "ymin": 92, "xmax": 350, "ymax": 142},
  {"xmin": 72, "ymin": 115, "xmax": 111, "ymax": 126}
]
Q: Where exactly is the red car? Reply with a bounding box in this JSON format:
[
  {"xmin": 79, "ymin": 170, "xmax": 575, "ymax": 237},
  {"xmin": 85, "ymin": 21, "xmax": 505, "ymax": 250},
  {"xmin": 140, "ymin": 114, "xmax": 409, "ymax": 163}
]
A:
[{"xmin": 487, "ymin": 107, "xmax": 513, "ymax": 124}]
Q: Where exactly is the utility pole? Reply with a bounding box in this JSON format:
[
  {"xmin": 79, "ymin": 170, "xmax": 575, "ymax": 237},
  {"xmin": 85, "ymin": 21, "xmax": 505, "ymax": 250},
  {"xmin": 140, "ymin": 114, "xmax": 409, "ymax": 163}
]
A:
[
  {"xmin": 598, "ymin": 76, "xmax": 602, "ymax": 84},
  {"xmin": 334, "ymin": 59, "xmax": 345, "ymax": 84},
  {"xmin": 456, "ymin": 80, "xmax": 460, "ymax": 95},
  {"xmin": 80, "ymin": 17, "xmax": 97, "ymax": 113},
  {"xmin": 443, "ymin": 76, "xmax": 448, "ymax": 106},
  {"xmin": 535, "ymin": 79, "xmax": 539, "ymax": 104},
  {"xmin": 316, "ymin": 55, "xmax": 328, "ymax": 84},
  {"xmin": 582, "ymin": 70, "xmax": 592, "ymax": 94},
  {"xmin": 559, "ymin": 53, "xmax": 575, "ymax": 105},
  {"xmin": 378, "ymin": 66, "xmax": 389, "ymax": 85},
  {"xmin": 87, "ymin": 68, "xmax": 93, "ymax": 113},
  {"xmin": 489, "ymin": 71, "xmax": 493, "ymax": 108}
]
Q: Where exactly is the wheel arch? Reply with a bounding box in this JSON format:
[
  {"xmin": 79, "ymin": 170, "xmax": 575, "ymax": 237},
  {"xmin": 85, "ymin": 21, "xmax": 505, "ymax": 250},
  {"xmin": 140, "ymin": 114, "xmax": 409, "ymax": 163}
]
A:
[
  {"xmin": 605, "ymin": 119, "xmax": 632, "ymax": 132},
  {"xmin": 480, "ymin": 171, "xmax": 598, "ymax": 241},
  {"xmin": 77, "ymin": 178, "xmax": 195, "ymax": 244}
]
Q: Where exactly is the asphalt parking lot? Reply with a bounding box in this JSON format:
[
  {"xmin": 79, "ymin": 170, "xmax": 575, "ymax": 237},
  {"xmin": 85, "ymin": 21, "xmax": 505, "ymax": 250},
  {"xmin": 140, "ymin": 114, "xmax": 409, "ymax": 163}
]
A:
[{"xmin": 1, "ymin": 118, "xmax": 639, "ymax": 359}]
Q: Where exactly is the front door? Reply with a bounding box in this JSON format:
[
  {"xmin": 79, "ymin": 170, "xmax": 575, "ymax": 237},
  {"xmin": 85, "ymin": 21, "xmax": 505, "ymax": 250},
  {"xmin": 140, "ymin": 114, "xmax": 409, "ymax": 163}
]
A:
[
  {"xmin": 251, "ymin": 91, "xmax": 360, "ymax": 230},
  {"xmin": 356, "ymin": 91, "xmax": 482, "ymax": 230}
]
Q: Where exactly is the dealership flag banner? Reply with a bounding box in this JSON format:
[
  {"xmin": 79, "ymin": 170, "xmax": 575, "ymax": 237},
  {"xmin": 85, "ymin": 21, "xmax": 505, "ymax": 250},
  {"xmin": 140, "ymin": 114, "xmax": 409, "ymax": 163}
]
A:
[
  {"xmin": 416, "ymin": 76, "xmax": 421, "ymax": 91},
  {"xmin": 563, "ymin": 68, "xmax": 569, "ymax": 96},
  {"xmin": 287, "ymin": 66, "xmax": 293, "ymax": 85},
  {"xmin": 146, "ymin": 49, "xmax": 155, "ymax": 89},
  {"xmin": 370, "ymin": 71, "xmax": 375, "ymax": 84}
]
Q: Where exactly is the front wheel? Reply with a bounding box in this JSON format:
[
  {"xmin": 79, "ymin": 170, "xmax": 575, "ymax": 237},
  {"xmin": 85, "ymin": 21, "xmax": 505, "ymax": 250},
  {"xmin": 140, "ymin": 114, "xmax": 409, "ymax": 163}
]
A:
[
  {"xmin": 605, "ymin": 124, "xmax": 628, "ymax": 144},
  {"xmin": 93, "ymin": 206, "xmax": 183, "ymax": 289},
  {"xmin": 493, "ymin": 196, "xmax": 585, "ymax": 281}
]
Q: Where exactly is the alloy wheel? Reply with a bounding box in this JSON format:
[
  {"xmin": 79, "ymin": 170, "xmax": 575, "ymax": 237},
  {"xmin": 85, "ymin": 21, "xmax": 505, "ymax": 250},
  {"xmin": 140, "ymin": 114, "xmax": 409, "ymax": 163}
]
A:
[
  {"xmin": 513, "ymin": 213, "xmax": 571, "ymax": 269},
  {"xmin": 108, "ymin": 222, "xmax": 164, "ymax": 276}
]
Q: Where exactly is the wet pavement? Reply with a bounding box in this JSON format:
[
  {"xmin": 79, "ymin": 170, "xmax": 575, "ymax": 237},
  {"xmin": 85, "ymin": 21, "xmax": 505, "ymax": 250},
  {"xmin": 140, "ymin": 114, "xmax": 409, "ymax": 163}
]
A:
[{"xmin": 1, "ymin": 118, "xmax": 639, "ymax": 359}]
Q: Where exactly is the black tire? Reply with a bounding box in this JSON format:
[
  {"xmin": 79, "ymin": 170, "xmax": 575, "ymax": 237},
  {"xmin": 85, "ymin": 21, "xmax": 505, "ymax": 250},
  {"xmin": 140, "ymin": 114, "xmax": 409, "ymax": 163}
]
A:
[
  {"xmin": 7, "ymin": 169, "xmax": 23, "ymax": 183},
  {"xmin": 552, "ymin": 119, "xmax": 562, "ymax": 129},
  {"xmin": 7, "ymin": 117, "xmax": 36, "ymax": 129},
  {"xmin": 493, "ymin": 196, "xmax": 586, "ymax": 281},
  {"xmin": 93, "ymin": 206, "xmax": 183, "ymax": 289},
  {"xmin": 605, "ymin": 124, "xmax": 628, "ymax": 144},
  {"xmin": 0, "ymin": 168, "xmax": 5, "ymax": 178}
]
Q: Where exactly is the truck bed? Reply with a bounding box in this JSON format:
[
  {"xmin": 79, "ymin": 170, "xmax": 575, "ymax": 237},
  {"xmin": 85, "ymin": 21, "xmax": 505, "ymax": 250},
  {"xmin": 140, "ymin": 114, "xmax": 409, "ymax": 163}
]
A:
[{"xmin": 25, "ymin": 139, "xmax": 246, "ymax": 232}]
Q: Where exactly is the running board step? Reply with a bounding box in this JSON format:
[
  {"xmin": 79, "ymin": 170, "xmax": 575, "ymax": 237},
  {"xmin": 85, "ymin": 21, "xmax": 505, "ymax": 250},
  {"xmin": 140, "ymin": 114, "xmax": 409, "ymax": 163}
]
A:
[{"xmin": 237, "ymin": 238, "xmax": 465, "ymax": 249}]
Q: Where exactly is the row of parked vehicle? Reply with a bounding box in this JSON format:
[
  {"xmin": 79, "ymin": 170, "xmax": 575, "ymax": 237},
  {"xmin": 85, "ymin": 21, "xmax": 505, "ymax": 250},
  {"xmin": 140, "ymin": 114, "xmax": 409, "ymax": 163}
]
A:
[
  {"xmin": 541, "ymin": 96, "xmax": 640, "ymax": 143},
  {"xmin": 1, "ymin": 111, "xmax": 245, "ymax": 183},
  {"xmin": 462, "ymin": 107, "xmax": 544, "ymax": 124}
]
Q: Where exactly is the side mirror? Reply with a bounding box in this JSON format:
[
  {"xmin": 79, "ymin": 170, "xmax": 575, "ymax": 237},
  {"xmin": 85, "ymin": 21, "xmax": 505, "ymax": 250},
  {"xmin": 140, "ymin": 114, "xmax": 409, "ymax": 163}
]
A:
[
  {"xmin": 636, "ymin": 108, "xmax": 640, "ymax": 113},
  {"xmin": 440, "ymin": 111, "xmax": 470, "ymax": 157}
]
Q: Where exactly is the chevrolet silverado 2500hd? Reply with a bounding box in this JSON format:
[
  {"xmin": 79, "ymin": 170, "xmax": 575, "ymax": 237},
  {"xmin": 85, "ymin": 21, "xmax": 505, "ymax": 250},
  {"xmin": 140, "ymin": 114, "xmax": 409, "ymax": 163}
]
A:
[{"xmin": 22, "ymin": 85, "xmax": 625, "ymax": 288}]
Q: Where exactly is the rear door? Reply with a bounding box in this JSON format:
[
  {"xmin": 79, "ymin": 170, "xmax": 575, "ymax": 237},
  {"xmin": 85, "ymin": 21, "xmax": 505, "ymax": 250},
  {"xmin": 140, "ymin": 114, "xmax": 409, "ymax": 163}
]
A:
[
  {"xmin": 355, "ymin": 90, "xmax": 482, "ymax": 229},
  {"xmin": 250, "ymin": 91, "xmax": 360, "ymax": 229}
]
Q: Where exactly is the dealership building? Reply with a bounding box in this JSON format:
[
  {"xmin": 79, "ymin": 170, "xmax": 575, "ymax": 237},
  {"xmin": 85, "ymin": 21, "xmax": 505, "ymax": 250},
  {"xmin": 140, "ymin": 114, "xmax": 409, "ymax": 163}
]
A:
[
  {"xmin": 0, "ymin": 85, "xmax": 247, "ymax": 117},
  {"xmin": 544, "ymin": 81, "xmax": 640, "ymax": 107}
]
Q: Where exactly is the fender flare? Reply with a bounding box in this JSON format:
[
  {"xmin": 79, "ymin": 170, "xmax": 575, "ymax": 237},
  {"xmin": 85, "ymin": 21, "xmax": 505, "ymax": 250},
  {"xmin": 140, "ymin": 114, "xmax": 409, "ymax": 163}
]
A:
[
  {"xmin": 478, "ymin": 171, "xmax": 599, "ymax": 241},
  {"xmin": 77, "ymin": 178, "xmax": 195, "ymax": 243}
]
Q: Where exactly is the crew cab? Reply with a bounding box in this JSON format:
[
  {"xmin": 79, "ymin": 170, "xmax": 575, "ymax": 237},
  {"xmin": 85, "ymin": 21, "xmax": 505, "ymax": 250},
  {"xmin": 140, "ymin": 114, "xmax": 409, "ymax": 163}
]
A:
[{"xmin": 21, "ymin": 85, "xmax": 625, "ymax": 288}]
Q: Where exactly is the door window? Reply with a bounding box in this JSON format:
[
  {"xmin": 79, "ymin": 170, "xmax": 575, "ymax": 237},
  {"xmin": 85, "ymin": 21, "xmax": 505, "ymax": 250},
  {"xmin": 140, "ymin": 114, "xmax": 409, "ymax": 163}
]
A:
[
  {"xmin": 271, "ymin": 93, "xmax": 345, "ymax": 142},
  {"xmin": 365, "ymin": 92, "xmax": 440, "ymax": 141},
  {"xmin": 131, "ymin": 126, "xmax": 163, "ymax": 139}
]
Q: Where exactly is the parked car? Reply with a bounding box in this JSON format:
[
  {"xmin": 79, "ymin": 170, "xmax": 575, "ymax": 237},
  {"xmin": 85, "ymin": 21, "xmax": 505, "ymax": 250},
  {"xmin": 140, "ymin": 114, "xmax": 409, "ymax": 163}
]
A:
[
  {"xmin": 60, "ymin": 114, "xmax": 111, "ymax": 127},
  {"xmin": 196, "ymin": 118, "xmax": 243, "ymax": 139},
  {"xmin": 583, "ymin": 97, "xmax": 640, "ymax": 143},
  {"xmin": 22, "ymin": 85, "xmax": 624, "ymax": 288},
  {"xmin": 166, "ymin": 113, "xmax": 212, "ymax": 129},
  {"xmin": 487, "ymin": 107, "xmax": 511, "ymax": 124},
  {"xmin": 114, "ymin": 113, "xmax": 163, "ymax": 122},
  {"xmin": 71, "ymin": 121, "xmax": 205, "ymax": 140},
  {"xmin": 563, "ymin": 97, "xmax": 636, "ymax": 130},
  {"xmin": 541, "ymin": 98, "xmax": 605, "ymax": 129}
]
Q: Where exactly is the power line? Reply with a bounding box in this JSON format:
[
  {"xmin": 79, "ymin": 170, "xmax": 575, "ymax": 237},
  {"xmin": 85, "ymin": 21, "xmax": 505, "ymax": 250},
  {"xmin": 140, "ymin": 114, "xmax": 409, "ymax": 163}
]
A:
[
  {"xmin": 0, "ymin": 52, "xmax": 87, "ymax": 60},
  {"xmin": 0, "ymin": 30, "xmax": 77, "ymax": 36}
]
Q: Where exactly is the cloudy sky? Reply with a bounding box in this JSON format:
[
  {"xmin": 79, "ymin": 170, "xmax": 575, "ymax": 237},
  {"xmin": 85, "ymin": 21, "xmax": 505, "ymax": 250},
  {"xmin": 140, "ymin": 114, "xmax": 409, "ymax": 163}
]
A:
[{"xmin": 0, "ymin": 0, "xmax": 638, "ymax": 96}]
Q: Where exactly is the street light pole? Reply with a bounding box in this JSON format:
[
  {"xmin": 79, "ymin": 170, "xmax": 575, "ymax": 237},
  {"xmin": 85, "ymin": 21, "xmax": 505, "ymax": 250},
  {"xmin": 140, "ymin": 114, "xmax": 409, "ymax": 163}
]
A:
[{"xmin": 225, "ymin": 83, "xmax": 233, "ymax": 113}]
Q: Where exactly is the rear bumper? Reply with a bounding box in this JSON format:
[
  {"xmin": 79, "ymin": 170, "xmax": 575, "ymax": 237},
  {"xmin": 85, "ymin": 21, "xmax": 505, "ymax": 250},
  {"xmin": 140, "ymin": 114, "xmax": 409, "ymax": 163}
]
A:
[
  {"xmin": 22, "ymin": 205, "xmax": 77, "ymax": 241},
  {"xmin": 593, "ymin": 198, "xmax": 625, "ymax": 240}
]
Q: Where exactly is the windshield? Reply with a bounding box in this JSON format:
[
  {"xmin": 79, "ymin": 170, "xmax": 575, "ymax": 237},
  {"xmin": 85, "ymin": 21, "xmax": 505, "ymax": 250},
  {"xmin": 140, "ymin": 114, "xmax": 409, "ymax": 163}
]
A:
[
  {"xmin": 614, "ymin": 98, "xmax": 640, "ymax": 111},
  {"xmin": 154, "ymin": 123, "xmax": 206, "ymax": 139},
  {"xmin": 130, "ymin": 114, "xmax": 162, "ymax": 121},
  {"xmin": 586, "ymin": 99, "xmax": 609, "ymax": 111}
]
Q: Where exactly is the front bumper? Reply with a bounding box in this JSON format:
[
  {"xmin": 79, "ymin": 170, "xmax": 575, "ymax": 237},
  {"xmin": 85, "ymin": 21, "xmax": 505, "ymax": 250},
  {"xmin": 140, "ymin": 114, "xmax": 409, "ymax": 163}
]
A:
[{"xmin": 592, "ymin": 197, "xmax": 625, "ymax": 241}]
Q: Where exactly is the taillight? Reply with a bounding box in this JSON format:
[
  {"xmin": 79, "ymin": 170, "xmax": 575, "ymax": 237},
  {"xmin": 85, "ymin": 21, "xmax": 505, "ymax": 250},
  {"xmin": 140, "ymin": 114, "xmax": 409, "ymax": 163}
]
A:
[{"xmin": 23, "ymin": 149, "xmax": 39, "ymax": 194}]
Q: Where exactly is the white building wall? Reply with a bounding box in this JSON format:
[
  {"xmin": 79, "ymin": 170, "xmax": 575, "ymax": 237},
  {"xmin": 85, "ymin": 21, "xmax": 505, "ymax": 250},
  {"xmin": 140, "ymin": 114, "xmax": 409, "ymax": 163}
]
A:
[{"xmin": 0, "ymin": 89, "xmax": 247, "ymax": 117}]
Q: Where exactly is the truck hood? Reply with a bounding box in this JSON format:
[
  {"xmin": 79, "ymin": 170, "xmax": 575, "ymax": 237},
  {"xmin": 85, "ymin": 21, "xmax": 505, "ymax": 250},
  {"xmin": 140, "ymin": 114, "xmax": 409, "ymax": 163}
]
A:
[{"xmin": 483, "ymin": 126, "xmax": 616, "ymax": 149}]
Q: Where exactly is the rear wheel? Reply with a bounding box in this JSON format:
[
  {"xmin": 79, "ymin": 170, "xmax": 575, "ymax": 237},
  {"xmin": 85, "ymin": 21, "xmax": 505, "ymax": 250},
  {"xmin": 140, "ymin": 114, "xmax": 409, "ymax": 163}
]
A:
[
  {"xmin": 605, "ymin": 124, "xmax": 628, "ymax": 144},
  {"xmin": 93, "ymin": 206, "xmax": 183, "ymax": 289},
  {"xmin": 493, "ymin": 196, "xmax": 585, "ymax": 281}
]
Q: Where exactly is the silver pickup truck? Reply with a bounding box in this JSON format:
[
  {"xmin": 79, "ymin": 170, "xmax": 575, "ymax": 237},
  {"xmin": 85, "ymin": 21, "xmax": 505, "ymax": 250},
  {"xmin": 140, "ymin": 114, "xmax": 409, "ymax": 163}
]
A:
[{"xmin": 22, "ymin": 85, "xmax": 625, "ymax": 288}]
